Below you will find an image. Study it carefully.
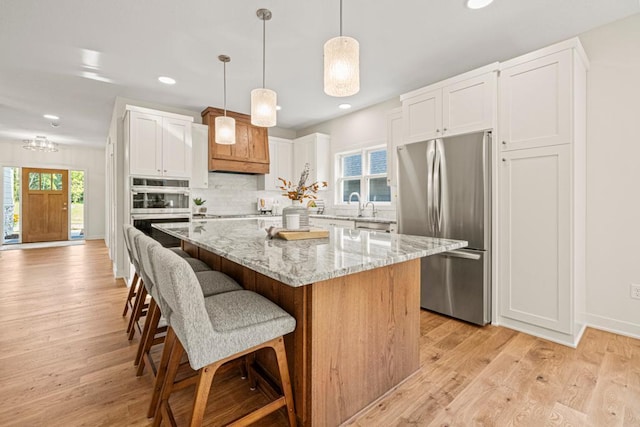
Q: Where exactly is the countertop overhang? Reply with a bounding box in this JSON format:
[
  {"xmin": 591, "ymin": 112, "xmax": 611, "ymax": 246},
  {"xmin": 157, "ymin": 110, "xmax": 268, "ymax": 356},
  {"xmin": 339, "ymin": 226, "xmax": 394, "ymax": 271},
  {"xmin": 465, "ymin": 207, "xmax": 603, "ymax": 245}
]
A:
[{"xmin": 154, "ymin": 219, "xmax": 466, "ymax": 287}]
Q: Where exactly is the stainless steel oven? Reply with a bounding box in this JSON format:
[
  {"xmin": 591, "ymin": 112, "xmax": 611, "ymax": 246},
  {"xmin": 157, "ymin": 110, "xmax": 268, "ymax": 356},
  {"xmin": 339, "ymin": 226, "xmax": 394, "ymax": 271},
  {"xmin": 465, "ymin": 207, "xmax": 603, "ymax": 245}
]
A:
[
  {"xmin": 131, "ymin": 214, "xmax": 190, "ymax": 248},
  {"xmin": 130, "ymin": 177, "xmax": 191, "ymax": 247},
  {"xmin": 130, "ymin": 177, "xmax": 190, "ymax": 215}
]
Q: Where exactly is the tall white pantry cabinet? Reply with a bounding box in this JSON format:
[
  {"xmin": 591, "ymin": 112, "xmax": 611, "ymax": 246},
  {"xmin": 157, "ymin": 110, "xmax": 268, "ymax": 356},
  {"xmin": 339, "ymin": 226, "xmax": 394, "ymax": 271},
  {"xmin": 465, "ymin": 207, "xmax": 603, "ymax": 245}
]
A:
[{"xmin": 497, "ymin": 39, "xmax": 588, "ymax": 346}]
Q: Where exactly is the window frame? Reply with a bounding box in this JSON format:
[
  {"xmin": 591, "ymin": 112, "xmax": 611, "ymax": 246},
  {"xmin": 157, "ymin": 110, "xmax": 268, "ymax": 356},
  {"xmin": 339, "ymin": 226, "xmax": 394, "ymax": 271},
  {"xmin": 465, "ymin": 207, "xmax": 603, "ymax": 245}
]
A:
[{"xmin": 335, "ymin": 145, "xmax": 390, "ymax": 205}]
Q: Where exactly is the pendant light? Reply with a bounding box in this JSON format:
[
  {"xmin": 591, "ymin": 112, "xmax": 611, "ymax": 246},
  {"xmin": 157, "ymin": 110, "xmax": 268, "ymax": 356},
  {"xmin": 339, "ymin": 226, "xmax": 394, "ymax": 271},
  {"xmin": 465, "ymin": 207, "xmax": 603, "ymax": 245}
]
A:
[
  {"xmin": 251, "ymin": 8, "xmax": 277, "ymax": 127},
  {"xmin": 215, "ymin": 55, "xmax": 236, "ymax": 145},
  {"xmin": 324, "ymin": 0, "xmax": 360, "ymax": 97}
]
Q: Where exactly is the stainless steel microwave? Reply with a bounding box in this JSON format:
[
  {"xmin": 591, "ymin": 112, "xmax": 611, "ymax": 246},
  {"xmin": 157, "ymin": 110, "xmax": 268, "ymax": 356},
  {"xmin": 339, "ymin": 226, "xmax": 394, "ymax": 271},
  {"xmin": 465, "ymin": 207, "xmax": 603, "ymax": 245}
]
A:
[{"xmin": 130, "ymin": 177, "xmax": 190, "ymax": 214}]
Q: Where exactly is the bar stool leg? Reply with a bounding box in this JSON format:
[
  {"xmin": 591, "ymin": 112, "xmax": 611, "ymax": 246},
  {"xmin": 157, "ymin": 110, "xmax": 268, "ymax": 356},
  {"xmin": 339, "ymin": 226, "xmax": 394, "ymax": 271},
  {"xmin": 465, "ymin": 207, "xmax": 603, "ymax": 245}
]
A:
[
  {"xmin": 128, "ymin": 285, "xmax": 147, "ymax": 340},
  {"xmin": 148, "ymin": 327, "xmax": 177, "ymax": 419},
  {"xmin": 273, "ymin": 337, "xmax": 297, "ymax": 427},
  {"xmin": 153, "ymin": 329, "xmax": 184, "ymax": 427},
  {"xmin": 135, "ymin": 297, "xmax": 160, "ymax": 370},
  {"xmin": 122, "ymin": 272, "xmax": 139, "ymax": 317},
  {"xmin": 189, "ymin": 364, "xmax": 220, "ymax": 427}
]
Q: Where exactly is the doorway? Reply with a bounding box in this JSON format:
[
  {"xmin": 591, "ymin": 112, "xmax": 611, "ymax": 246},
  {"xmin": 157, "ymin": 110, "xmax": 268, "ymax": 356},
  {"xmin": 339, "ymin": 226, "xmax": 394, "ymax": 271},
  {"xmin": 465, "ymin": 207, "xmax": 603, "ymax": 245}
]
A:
[{"xmin": 21, "ymin": 168, "xmax": 69, "ymax": 243}]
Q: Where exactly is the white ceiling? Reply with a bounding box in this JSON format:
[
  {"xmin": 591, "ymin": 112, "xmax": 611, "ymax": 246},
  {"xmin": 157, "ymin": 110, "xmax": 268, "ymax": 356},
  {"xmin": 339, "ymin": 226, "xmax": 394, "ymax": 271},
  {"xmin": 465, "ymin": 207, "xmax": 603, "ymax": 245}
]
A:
[{"xmin": 1, "ymin": 1, "xmax": 638, "ymax": 149}]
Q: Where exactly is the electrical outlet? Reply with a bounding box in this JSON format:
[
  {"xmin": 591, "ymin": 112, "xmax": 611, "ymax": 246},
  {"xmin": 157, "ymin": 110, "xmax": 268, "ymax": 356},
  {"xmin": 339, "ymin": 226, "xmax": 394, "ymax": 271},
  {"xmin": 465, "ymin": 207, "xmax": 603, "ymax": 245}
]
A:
[{"xmin": 632, "ymin": 284, "xmax": 640, "ymax": 300}]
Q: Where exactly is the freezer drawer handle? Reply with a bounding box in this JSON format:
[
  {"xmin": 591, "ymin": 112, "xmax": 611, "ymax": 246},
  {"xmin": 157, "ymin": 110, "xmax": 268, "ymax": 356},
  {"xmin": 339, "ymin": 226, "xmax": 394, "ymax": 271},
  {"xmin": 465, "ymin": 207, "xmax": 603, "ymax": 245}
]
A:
[{"xmin": 444, "ymin": 250, "xmax": 481, "ymax": 260}]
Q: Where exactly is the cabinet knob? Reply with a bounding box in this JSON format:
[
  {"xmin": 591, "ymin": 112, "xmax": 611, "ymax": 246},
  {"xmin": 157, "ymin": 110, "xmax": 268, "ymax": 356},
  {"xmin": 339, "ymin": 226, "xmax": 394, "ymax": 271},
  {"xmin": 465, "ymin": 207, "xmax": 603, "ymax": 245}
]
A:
[
  {"xmin": 436, "ymin": 129, "xmax": 440, "ymax": 133},
  {"xmin": 502, "ymin": 158, "xmax": 506, "ymax": 162},
  {"xmin": 443, "ymin": 128, "xmax": 447, "ymax": 132},
  {"xmin": 164, "ymin": 170, "xmax": 167, "ymax": 172},
  {"xmin": 157, "ymin": 169, "xmax": 161, "ymax": 172},
  {"xmin": 502, "ymin": 141, "xmax": 506, "ymax": 145}
]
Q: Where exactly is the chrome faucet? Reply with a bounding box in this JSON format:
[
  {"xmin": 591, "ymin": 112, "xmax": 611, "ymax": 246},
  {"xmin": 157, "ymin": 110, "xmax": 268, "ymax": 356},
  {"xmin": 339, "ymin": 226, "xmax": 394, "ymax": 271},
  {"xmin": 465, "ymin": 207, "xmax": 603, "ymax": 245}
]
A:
[
  {"xmin": 364, "ymin": 201, "xmax": 377, "ymax": 218},
  {"xmin": 348, "ymin": 192, "xmax": 363, "ymax": 217}
]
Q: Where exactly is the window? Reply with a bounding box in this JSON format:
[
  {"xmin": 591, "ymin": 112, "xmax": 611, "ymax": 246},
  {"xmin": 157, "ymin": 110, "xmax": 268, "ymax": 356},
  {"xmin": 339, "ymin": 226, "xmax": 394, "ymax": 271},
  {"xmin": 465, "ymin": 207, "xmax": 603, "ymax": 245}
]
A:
[{"xmin": 336, "ymin": 146, "xmax": 391, "ymax": 203}]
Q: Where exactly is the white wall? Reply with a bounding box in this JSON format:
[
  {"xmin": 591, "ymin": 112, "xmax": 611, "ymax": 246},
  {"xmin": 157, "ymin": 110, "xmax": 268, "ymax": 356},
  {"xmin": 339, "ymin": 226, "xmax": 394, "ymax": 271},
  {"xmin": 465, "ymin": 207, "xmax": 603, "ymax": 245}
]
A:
[
  {"xmin": 0, "ymin": 140, "xmax": 105, "ymax": 240},
  {"xmin": 580, "ymin": 14, "xmax": 640, "ymax": 337},
  {"xmin": 297, "ymin": 97, "xmax": 401, "ymax": 217}
]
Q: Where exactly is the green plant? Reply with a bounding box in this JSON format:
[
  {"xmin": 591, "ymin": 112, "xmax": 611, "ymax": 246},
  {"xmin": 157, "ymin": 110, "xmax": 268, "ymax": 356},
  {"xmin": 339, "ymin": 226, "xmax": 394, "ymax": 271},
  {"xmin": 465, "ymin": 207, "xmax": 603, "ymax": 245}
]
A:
[{"xmin": 193, "ymin": 197, "xmax": 206, "ymax": 206}]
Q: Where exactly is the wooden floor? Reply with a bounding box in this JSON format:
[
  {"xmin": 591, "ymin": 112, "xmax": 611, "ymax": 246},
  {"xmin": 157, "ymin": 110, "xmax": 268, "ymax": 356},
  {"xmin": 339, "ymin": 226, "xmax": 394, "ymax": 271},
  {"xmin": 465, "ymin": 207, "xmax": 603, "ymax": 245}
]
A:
[{"xmin": 0, "ymin": 240, "xmax": 638, "ymax": 426}]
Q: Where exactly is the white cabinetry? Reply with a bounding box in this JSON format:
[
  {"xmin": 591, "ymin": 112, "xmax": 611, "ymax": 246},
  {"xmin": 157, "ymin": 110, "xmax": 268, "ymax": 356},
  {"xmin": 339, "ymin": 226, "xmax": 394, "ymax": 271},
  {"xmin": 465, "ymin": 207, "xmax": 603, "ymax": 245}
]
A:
[
  {"xmin": 125, "ymin": 105, "xmax": 193, "ymax": 178},
  {"xmin": 191, "ymin": 123, "xmax": 209, "ymax": 189},
  {"xmin": 258, "ymin": 137, "xmax": 293, "ymax": 190},
  {"xmin": 386, "ymin": 108, "xmax": 402, "ymax": 187},
  {"xmin": 293, "ymin": 133, "xmax": 331, "ymax": 185},
  {"xmin": 497, "ymin": 39, "xmax": 588, "ymax": 346},
  {"xmin": 499, "ymin": 50, "xmax": 572, "ymax": 151},
  {"xmin": 400, "ymin": 64, "xmax": 497, "ymax": 144}
]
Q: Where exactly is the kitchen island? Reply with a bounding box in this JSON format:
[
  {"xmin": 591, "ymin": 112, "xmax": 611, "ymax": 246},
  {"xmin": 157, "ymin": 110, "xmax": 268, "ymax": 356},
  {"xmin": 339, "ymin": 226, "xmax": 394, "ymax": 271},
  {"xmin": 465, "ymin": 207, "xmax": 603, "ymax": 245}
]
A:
[{"xmin": 155, "ymin": 219, "xmax": 466, "ymax": 426}]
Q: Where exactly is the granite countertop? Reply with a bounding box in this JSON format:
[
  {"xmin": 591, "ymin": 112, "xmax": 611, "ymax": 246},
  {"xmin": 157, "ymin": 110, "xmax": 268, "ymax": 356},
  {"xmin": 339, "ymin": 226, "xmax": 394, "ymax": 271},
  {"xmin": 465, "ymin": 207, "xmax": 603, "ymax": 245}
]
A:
[
  {"xmin": 192, "ymin": 213, "xmax": 396, "ymax": 224},
  {"xmin": 155, "ymin": 219, "xmax": 466, "ymax": 287}
]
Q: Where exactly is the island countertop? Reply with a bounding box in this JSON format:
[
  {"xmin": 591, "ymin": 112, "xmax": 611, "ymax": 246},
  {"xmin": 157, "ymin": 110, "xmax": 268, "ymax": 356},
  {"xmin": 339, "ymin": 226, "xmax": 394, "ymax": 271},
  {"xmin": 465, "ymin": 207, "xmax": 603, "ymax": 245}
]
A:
[{"xmin": 154, "ymin": 218, "xmax": 467, "ymax": 287}]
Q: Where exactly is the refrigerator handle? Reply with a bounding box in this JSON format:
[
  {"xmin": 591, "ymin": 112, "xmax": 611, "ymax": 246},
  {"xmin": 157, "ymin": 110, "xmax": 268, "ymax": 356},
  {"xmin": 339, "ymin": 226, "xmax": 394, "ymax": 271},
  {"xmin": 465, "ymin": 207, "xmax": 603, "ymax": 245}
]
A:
[
  {"xmin": 426, "ymin": 140, "xmax": 436, "ymax": 234},
  {"xmin": 444, "ymin": 249, "xmax": 481, "ymax": 260},
  {"xmin": 434, "ymin": 140, "xmax": 443, "ymax": 231}
]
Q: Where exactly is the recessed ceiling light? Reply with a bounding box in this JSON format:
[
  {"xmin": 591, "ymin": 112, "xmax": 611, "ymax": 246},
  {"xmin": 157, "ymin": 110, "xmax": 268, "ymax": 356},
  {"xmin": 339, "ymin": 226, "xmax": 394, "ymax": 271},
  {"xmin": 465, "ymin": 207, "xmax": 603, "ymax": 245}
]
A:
[
  {"xmin": 466, "ymin": 0, "xmax": 494, "ymax": 9},
  {"xmin": 43, "ymin": 114, "xmax": 59, "ymax": 120},
  {"xmin": 276, "ymin": 105, "xmax": 282, "ymax": 111},
  {"xmin": 338, "ymin": 103, "xmax": 352, "ymax": 110},
  {"xmin": 158, "ymin": 76, "xmax": 176, "ymax": 85}
]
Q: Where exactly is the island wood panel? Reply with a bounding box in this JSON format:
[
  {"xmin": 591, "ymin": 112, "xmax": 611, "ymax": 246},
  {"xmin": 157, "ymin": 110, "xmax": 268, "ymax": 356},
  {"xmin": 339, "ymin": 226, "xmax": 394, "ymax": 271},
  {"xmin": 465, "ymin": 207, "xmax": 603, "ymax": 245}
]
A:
[
  {"xmin": 310, "ymin": 259, "xmax": 421, "ymax": 426},
  {"xmin": 187, "ymin": 243, "xmax": 421, "ymax": 426},
  {"xmin": 184, "ymin": 244, "xmax": 312, "ymax": 425}
]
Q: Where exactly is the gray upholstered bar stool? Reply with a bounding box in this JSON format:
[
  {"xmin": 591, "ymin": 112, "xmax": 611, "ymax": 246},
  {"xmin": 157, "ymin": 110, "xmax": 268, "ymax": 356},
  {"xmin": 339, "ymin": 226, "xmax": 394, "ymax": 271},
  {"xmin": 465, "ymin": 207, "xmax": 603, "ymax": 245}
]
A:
[
  {"xmin": 122, "ymin": 224, "xmax": 142, "ymax": 318},
  {"xmin": 134, "ymin": 234, "xmax": 243, "ymax": 377},
  {"xmin": 127, "ymin": 229, "xmax": 213, "ymax": 341},
  {"xmin": 122, "ymin": 225, "xmax": 189, "ymax": 319},
  {"xmin": 149, "ymin": 246, "xmax": 297, "ymax": 427}
]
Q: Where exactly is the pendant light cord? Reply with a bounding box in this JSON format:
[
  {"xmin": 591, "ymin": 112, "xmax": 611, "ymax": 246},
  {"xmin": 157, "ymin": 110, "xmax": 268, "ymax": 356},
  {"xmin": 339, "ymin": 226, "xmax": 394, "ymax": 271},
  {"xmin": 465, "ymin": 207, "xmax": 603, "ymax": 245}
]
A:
[
  {"xmin": 340, "ymin": 0, "xmax": 343, "ymax": 36},
  {"xmin": 262, "ymin": 17, "xmax": 266, "ymax": 88},
  {"xmin": 223, "ymin": 61, "xmax": 227, "ymax": 116}
]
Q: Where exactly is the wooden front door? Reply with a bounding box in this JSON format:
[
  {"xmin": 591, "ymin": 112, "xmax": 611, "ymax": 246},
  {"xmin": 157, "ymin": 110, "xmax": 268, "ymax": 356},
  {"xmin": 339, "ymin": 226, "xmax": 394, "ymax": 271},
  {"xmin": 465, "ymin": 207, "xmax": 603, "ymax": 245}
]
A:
[{"xmin": 21, "ymin": 168, "xmax": 69, "ymax": 243}]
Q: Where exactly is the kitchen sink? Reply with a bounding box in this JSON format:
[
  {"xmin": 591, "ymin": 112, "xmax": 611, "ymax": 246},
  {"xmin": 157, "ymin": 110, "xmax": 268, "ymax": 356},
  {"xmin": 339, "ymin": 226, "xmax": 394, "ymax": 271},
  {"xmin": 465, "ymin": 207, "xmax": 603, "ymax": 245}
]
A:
[{"xmin": 354, "ymin": 220, "xmax": 391, "ymax": 232}]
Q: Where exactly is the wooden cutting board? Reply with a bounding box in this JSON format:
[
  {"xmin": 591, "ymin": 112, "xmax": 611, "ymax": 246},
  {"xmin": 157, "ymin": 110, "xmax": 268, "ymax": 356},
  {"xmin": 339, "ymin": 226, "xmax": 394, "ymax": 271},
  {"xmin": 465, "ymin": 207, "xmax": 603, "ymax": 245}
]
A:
[{"xmin": 278, "ymin": 228, "xmax": 329, "ymax": 240}]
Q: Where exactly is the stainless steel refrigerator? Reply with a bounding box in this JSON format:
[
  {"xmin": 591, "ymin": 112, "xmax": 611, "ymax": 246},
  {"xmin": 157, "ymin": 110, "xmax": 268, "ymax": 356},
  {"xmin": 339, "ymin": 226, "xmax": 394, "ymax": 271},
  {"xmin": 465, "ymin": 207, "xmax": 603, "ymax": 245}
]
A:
[{"xmin": 397, "ymin": 131, "xmax": 491, "ymax": 325}]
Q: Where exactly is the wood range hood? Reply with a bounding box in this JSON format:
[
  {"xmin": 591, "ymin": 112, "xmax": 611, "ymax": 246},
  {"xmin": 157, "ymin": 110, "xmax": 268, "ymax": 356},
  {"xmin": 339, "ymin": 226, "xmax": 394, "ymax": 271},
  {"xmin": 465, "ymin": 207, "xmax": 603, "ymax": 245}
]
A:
[{"xmin": 201, "ymin": 107, "xmax": 270, "ymax": 174}]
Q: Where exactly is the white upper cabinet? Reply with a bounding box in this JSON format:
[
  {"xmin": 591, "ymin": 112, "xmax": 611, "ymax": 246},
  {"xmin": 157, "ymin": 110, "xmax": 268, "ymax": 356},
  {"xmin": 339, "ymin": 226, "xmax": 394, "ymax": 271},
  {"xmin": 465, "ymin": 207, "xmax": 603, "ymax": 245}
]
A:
[
  {"xmin": 386, "ymin": 108, "xmax": 402, "ymax": 187},
  {"xmin": 499, "ymin": 50, "xmax": 572, "ymax": 151},
  {"xmin": 258, "ymin": 137, "xmax": 293, "ymax": 191},
  {"xmin": 191, "ymin": 123, "xmax": 209, "ymax": 189},
  {"xmin": 293, "ymin": 133, "xmax": 331, "ymax": 187},
  {"xmin": 125, "ymin": 105, "xmax": 194, "ymax": 178},
  {"xmin": 402, "ymin": 88, "xmax": 441, "ymax": 143},
  {"xmin": 401, "ymin": 64, "xmax": 497, "ymax": 144}
]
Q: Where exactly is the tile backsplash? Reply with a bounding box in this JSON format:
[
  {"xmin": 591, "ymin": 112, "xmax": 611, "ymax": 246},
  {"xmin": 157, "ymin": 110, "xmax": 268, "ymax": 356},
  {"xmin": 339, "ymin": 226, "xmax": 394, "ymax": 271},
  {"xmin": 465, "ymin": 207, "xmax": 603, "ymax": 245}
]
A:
[{"xmin": 191, "ymin": 172, "xmax": 396, "ymax": 219}]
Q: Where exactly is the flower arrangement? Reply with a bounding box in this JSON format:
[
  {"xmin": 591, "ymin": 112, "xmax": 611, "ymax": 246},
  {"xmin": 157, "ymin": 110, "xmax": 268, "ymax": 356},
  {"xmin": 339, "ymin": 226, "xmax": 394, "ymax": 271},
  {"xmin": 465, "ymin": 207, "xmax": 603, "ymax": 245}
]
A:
[{"xmin": 278, "ymin": 163, "xmax": 327, "ymax": 203}]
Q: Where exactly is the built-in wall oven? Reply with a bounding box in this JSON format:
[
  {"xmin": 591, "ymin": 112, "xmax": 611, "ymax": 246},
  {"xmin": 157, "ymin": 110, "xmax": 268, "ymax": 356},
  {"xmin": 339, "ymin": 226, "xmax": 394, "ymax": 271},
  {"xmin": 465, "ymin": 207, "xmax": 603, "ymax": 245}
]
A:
[{"xmin": 130, "ymin": 177, "xmax": 190, "ymax": 247}]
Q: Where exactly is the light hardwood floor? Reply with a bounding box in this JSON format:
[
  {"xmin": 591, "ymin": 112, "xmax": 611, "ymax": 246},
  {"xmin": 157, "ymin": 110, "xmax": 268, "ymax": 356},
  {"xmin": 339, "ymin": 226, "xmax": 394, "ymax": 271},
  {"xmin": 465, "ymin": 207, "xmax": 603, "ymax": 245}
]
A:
[{"xmin": 0, "ymin": 240, "xmax": 638, "ymax": 426}]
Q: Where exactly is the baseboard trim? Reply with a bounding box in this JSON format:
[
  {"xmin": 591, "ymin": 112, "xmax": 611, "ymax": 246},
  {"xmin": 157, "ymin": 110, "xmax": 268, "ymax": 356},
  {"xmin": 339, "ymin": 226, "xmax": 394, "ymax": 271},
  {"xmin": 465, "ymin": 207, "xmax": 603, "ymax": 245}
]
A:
[{"xmin": 585, "ymin": 313, "xmax": 640, "ymax": 340}]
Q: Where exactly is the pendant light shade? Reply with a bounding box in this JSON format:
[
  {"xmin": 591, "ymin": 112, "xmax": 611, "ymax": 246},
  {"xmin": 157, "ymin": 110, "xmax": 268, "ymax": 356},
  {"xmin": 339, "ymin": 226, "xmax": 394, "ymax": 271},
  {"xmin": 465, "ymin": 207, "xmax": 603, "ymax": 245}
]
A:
[
  {"xmin": 215, "ymin": 115, "xmax": 236, "ymax": 145},
  {"xmin": 251, "ymin": 8, "xmax": 277, "ymax": 127},
  {"xmin": 215, "ymin": 55, "xmax": 236, "ymax": 145},
  {"xmin": 251, "ymin": 88, "xmax": 277, "ymax": 127},
  {"xmin": 324, "ymin": 36, "xmax": 360, "ymax": 97},
  {"xmin": 324, "ymin": 0, "xmax": 360, "ymax": 97}
]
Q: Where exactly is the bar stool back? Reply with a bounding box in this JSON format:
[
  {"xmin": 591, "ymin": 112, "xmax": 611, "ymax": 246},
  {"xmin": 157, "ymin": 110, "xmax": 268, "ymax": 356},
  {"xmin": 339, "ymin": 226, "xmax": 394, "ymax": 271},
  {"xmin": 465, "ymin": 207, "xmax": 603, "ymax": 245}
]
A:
[{"xmin": 149, "ymin": 246, "xmax": 297, "ymax": 426}]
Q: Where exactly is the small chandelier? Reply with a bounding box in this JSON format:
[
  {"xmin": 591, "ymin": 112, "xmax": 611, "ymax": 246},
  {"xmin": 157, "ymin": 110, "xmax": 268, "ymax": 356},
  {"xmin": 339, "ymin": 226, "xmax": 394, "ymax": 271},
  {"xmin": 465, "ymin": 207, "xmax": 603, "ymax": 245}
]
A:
[
  {"xmin": 22, "ymin": 135, "xmax": 59, "ymax": 152},
  {"xmin": 251, "ymin": 8, "xmax": 277, "ymax": 127},
  {"xmin": 215, "ymin": 55, "xmax": 236, "ymax": 145},
  {"xmin": 324, "ymin": 0, "xmax": 360, "ymax": 97}
]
